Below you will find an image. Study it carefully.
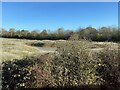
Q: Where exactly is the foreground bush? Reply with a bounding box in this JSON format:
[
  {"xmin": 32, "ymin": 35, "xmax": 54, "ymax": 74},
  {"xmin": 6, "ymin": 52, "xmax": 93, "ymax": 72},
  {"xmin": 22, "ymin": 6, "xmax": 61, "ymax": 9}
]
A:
[
  {"xmin": 2, "ymin": 57, "xmax": 37, "ymax": 90},
  {"xmin": 51, "ymin": 41, "xmax": 102, "ymax": 86},
  {"xmin": 51, "ymin": 41, "xmax": 120, "ymax": 87},
  {"xmin": 95, "ymin": 45, "xmax": 120, "ymax": 87},
  {"xmin": 2, "ymin": 54, "xmax": 53, "ymax": 90}
]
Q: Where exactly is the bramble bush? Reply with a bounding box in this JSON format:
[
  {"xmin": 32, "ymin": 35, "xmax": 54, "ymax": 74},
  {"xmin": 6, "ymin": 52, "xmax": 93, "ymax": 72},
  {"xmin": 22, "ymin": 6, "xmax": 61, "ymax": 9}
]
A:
[
  {"xmin": 51, "ymin": 41, "xmax": 102, "ymax": 87},
  {"xmin": 2, "ymin": 57, "xmax": 36, "ymax": 90},
  {"xmin": 95, "ymin": 45, "xmax": 120, "ymax": 87},
  {"xmin": 2, "ymin": 54, "xmax": 53, "ymax": 90},
  {"xmin": 51, "ymin": 40, "xmax": 120, "ymax": 87}
]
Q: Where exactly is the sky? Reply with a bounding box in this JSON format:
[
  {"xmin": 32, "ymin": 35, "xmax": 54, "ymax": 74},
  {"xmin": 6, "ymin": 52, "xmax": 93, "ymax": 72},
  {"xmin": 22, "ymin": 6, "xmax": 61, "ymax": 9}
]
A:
[
  {"xmin": 2, "ymin": 2, "xmax": 118, "ymax": 31},
  {"xmin": 1, "ymin": 0, "xmax": 119, "ymax": 2}
]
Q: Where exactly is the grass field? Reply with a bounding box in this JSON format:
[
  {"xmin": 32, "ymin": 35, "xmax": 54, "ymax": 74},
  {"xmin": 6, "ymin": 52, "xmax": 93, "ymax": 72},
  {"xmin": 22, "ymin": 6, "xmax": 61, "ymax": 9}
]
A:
[
  {"xmin": 0, "ymin": 38, "xmax": 41, "ymax": 61},
  {"xmin": 0, "ymin": 38, "xmax": 65, "ymax": 61},
  {"xmin": 0, "ymin": 38, "xmax": 119, "ymax": 61}
]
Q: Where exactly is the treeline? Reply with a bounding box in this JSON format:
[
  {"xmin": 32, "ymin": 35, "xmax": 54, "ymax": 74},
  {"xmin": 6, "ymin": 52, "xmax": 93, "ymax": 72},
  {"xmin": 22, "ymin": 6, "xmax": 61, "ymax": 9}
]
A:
[
  {"xmin": 0, "ymin": 28, "xmax": 71, "ymax": 40},
  {"xmin": 0, "ymin": 26, "xmax": 120, "ymax": 42}
]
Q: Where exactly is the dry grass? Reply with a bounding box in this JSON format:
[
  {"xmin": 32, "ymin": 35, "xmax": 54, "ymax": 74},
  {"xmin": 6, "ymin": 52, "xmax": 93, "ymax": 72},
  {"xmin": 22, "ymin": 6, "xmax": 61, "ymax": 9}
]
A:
[
  {"xmin": 0, "ymin": 38, "xmax": 119, "ymax": 61},
  {"xmin": 0, "ymin": 38, "xmax": 41, "ymax": 61}
]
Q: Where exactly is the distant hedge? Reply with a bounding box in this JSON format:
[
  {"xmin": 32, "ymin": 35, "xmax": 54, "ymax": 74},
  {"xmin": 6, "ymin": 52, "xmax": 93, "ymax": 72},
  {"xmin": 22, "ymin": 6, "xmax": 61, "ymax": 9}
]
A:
[{"xmin": 1, "ymin": 26, "xmax": 120, "ymax": 42}]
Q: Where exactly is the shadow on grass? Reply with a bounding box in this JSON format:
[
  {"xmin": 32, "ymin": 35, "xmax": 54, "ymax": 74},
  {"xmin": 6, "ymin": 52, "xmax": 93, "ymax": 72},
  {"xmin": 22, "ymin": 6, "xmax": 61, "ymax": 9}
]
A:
[{"xmin": 30, "ymin": 42, "xmax": 45, "ymax": 47}]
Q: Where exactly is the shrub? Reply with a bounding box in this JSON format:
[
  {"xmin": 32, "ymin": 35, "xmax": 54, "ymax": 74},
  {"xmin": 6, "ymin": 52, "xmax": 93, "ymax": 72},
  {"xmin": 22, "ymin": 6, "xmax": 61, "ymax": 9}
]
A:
[
  {"xmin": 28, "ymin": 42, "xmax": 45, "ymax": 47},
  {"xmin": 32, "ymin": 53, "xmax": 54, "ymax": 88},
  {"xmin": 2, "ymin": 54, "xmax": 54, "ymax": 90},
  {"xmin": 51, "ymin": 41, "xmax": 120, "ymax": 87},
  {"xmin": 2, "ymin": 57, "xmax": 36, "ymax": 90},
  {"xmin": 68, "ymin": 33, "xmax": 79, "ymax": 41},
  {"xmin": 51, "ymin": 41, "xmax": 102, "ymax": 87},
  {"xmin": 95, "ymin": 45, "xmax": 120, "ymax": 87}
]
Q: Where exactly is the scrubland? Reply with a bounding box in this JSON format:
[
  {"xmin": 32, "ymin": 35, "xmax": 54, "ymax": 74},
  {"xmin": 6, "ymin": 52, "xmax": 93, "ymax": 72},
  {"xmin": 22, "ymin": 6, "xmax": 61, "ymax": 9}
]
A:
[{"xmin": 1, "ymin": 38, "xmax": 120, "ymax": 89}]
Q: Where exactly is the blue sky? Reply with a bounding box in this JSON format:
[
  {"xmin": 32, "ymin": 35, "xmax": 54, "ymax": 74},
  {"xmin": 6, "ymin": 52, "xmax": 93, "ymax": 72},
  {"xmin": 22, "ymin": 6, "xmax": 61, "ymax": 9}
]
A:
[{"xmin": 2, "ymin": 2, "xmax": 118, "ymax": 31}]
